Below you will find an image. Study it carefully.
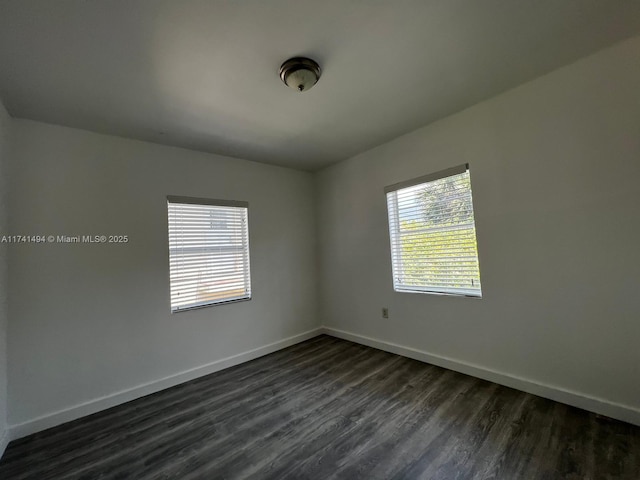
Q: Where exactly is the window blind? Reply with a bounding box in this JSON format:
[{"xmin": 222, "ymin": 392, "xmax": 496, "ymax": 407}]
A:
[
  {"xmin": 167, "ymin": 197, "xmax": 251, "ymax": 312},
  {"xmin": 385, "ymin": 165, "xmax": 482, "ymax": 297}
]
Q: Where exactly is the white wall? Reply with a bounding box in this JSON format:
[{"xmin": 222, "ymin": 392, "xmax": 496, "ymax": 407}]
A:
[
  {"xmin": 317, "ymin": 36, "xmax": 640, "ymax": 423},
  {"xmin": 8, "ymin": 121, "xmax": 318, "ymax": 432},
  {"xmin": 0, "ymin": 100, "xmax": 11, "ymax": 452}
]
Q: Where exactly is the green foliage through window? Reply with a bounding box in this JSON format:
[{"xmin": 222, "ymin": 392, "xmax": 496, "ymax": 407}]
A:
[{"xmin": 386, "ymin": 167, "xmax": 482, "ymax": 297}]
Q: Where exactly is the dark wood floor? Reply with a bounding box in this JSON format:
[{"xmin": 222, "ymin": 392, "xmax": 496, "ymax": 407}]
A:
[{"xmin": 1, "ymin": 335, "xmax": 639, "ymax": 479}]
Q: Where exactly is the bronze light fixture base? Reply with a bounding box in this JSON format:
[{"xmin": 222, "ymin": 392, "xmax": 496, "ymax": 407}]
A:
[{"xmin": 279, "ymin": 57, "xmax": 321, "ymax": 92}]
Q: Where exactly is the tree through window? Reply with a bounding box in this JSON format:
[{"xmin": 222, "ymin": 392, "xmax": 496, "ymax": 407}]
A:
[{"xmin": 385, "ymin": 164, "xmax": 482, "ymax": 297}]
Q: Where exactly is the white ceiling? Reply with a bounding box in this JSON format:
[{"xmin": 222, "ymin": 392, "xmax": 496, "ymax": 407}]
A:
[{"xmin": 1, "ymin": 1, "xmax": 639, "ymax": 171}]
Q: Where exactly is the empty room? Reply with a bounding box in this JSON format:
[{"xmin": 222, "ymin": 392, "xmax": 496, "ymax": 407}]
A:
[{"xmin": 0, "ymin": 1, "xmax": 639, "ymax": 479}]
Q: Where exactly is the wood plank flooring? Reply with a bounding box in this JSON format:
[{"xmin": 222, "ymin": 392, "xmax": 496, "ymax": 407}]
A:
[{"xmin": 1, "ymin": 335, "xmax": 639, "ymax": 479}]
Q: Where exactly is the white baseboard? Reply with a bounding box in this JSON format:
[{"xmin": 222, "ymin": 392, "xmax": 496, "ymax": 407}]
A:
[
  {"xmin": 9, "ymin": 325, "xmax": 639, "ymax": 444},
  {"xmin": 321, "ymin": 326, "xmax": 640, "ymax": 427},
  {"xmin": 0, "ymin": 429, "xmax": 8, "ymax": 459},
  {"xmin": 9, "ymin": 328, "xmax": 323, "ymax": 441}
]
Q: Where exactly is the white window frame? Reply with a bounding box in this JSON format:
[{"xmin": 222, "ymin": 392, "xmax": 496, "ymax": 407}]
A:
[
  {"xmin": 385, "ymin": 164, "xmax": 482, "ymax": 298},
  {"xmin": 167, "ymin": 196, "xmax": 252, "ymax": 312}
]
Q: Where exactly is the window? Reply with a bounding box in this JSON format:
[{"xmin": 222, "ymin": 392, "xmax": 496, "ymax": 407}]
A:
[
  {"xmin": 167, "ymin": 196, "xmax": 251, "ymax": 312},
  {"xmin": 385, "ymin": 164, "xmax": 482, "ymax": 297}
]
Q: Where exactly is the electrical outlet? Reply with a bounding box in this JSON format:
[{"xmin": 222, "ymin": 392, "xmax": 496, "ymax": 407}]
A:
[{"xmin": 382, "ymin": 307, "xmax": 389, "ymax": 319}]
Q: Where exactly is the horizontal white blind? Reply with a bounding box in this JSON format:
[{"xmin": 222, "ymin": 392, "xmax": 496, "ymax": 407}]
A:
[
  {"xmin": 167, "ymin": 200, "xmax": 251, "ymax": 312},
  {"xmin": 386, "ymin": 167, "xmax": 482, "ymax": 297}
]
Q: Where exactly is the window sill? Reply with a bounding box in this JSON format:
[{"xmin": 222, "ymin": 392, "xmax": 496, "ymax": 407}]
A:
[
  {"xmin": 171, "ymin": 295, "xmax": 252, "ymax": 313},
  {"xmin": 394, "ymin": 287, "xmax": 482, "ymax": 299}
]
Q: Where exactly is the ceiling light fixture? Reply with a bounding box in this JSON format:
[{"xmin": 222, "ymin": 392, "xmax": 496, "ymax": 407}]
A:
[{"xmin": 279, "ymin": 57, "xmax": 321, "ymax": 92}]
